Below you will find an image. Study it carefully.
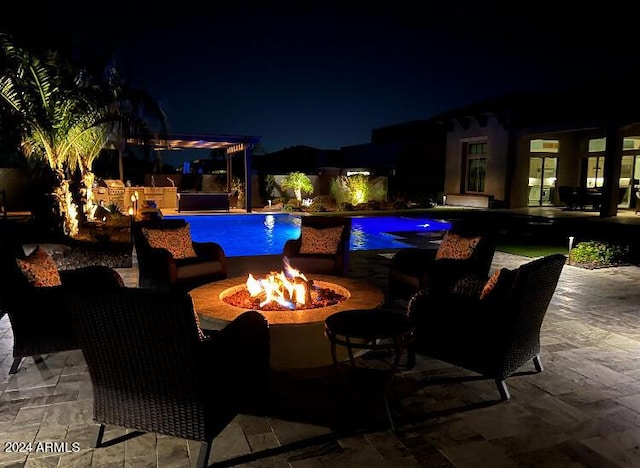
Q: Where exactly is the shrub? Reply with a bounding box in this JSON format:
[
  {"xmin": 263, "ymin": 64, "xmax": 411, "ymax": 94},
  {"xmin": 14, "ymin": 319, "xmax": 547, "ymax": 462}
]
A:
[
  {"xmin": 259, "ymin": 174, "xmax": 276, "ymax": 201},
  {"xmin": 570, "ymin": 240, "xmax": 629, "ymax": 268},
  {"xmin": 106, "ymin": 202, "xmax": 124, "ymax": 215},
  {"xmin": 330, "ymin": 175, "xmax": 384, "ymax": 206},
  {"xmin": 309, "ymin": 195, "xmax": 337, "ymax": 211},
  {"xmin": 282, "ymin": 202, "xmax": 297, "ymax": 212}
]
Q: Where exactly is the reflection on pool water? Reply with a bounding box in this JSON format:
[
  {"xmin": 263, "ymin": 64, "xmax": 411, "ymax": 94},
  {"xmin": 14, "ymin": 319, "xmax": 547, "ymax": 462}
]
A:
[{"xmin": 170, "ymin": 213, "xmax": 451, "ymax": 257}]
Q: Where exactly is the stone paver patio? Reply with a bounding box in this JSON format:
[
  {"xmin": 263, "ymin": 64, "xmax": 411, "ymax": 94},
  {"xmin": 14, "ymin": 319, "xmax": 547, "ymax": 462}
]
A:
[{"xmin": 1, "ymin": 244, "xmax": 640, "ymax": 467}]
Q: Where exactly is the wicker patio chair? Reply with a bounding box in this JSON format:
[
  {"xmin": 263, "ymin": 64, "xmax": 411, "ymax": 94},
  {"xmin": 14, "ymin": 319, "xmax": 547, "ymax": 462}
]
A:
[
  {"xmin": 65, "ymin": 288, "xmax": 270, "ymax": 468},
  {"xmin": 0, "ymin": 242, "xmax": 124, "ymax": 374},
  {"xmin": 387, "ymin": 222, "xmax": 496, "ymax": 304},
  {"xmin": 283, "ymin": 215, "xmax": 352, "ymax": 276},
  {"xmin": 406, "ymin": 253, "xmax": 566, "ymax": 400},
  {"xmin": 132, "ymin": 217, "xmax": 227, "ymax": 292}
]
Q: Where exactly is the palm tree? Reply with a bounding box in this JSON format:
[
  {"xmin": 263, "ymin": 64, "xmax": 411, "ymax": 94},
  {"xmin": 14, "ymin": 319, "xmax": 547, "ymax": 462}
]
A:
[
  {"xmin": 66, "ymin": 120, "xmax": 112, "ymax": 220},
  {"xmin": 0, "ymin": 36, "xmax": 167, "ymax": 235},
  {"xmin": 280, "ymin": 171, "xmax": 314, "ymax": 203},
  {"xmin": 0, "ymin": 34, "xmax": 106, "ymax": 236}
]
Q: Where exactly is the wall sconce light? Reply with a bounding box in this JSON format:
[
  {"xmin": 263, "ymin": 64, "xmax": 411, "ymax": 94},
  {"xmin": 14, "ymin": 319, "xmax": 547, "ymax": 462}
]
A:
[{"xmin": 443, "ymin": 195, "xmax": 447, "ymax": 206}]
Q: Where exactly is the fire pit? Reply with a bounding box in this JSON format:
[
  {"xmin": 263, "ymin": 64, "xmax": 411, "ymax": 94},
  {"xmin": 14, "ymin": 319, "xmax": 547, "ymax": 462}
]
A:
[
  {"xmin": 222, "ymin": 258, "xmax": 349, "ymax": 312},
  {"xmin": 189, "ymin": 266, "xmax": 384, "ymax": 370}
]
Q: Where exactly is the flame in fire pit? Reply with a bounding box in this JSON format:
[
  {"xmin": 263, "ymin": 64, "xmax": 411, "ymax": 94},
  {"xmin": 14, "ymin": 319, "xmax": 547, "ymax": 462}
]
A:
[
  {"xmin": 246, "ymin": 257, "xmax": 317, "ymax": 309},
  {"xmin": 216, "ymin": 257, "xmax": 348, "ymax": 312}
]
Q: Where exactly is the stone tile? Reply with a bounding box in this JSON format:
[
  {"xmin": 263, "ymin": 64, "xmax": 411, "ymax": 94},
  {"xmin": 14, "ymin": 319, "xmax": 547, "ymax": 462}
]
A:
[
  {"xmin": 124, "ymin": 431, "xmax": 157, "ymax": 460},
  {"xmin": 265, "ymin": 419, "xmax": 332, "ymax": 447},
  {"xmin": 509, "ymin": 445, "xmax": 585, "ymax": 467},
  {"xmin": 617, "ymin": 393, "xmax": 640, "ymax": 412},
  {"xmin": 55, "ymin": 448, "xmax": 94, "ymax": 467},
  {"xmin": 207, "ymin": 420, "xmax": 251, "ymax": 464},
  {"xmin": 152, "ymin": 435, "xmax": 188, "ymax": 468},
  {"xmin": 4, "ymin": 366, "xmax": 62, "ymax": 392},
  {"xmin": 440, "ymin": 440, "xmax": 518, "ymax": 468},
  {"xmin": 65, "ymin": 425, "xmax": 98, "ymax": 449},
  {"xmin": 41, "ymin": 400, "xmax": 93, "ymax": 429},
  {"xmin": 89, "ymin": 437, "xmax": 126, "ymax": 466},
  {"xmin": 12, "ymin": 406, "xmax": 46, "ymax": 429},
  {"xmin": 124, "ymin": 455, "xmax": 158, "ymax": 468},
  {"xmin": 246, "ymin": 431, "xmax": 280, "ymax": 453},
  {"xmin": 1, "ymin": 385, "xmax": 78, "ymax": 402},
  {"xmin": 562, "ymin": 362, "xmax": 636, "ymax": 388},
  {"xmin": 565, "ymin": 436, "xmax": 638, "ymax": 467},
  {"xmin": 0, "ymin": 451, "xmax": 28, "ymax": 467},
  {"xmin": 23, "ymin": 454, "xmax": 60, "ymax": 467},
  {"xmin": 292, "ymin": 440, "xmax": 387, "ymax": 467}
]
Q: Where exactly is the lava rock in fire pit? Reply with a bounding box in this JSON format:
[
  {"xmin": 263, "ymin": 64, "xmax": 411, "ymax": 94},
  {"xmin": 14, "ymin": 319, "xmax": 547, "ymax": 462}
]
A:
[{"xmin": 225, "ymin": 284, "xmax": 346, "ymax": 311}]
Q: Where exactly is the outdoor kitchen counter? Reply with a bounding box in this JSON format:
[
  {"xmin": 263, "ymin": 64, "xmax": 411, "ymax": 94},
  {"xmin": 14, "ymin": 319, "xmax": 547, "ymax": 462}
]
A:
[{"xmin": 121, "ymin": 187, "xmax": 177, "ymax": 211}]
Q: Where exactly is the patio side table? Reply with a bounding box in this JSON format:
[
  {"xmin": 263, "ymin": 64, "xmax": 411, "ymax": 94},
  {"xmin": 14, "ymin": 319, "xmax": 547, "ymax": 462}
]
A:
[{"xmin": 324, "ymin": 308, "xmax": 414, "ymax": 432}]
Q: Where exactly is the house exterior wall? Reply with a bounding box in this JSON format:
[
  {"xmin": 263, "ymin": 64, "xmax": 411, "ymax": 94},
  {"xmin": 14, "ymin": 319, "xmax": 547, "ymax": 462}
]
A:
[
  {"xmin": 510, "ymin": 129, "xmax": 601, "ymax": 208},
  {"xmin": 444, "ymin": 114, "xmax": 509, "ymax": 205}
]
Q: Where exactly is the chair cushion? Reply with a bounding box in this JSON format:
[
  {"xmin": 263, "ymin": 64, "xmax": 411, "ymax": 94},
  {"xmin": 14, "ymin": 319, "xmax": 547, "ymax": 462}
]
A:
[
  {"xmin": 142, "ymin": 224, "xmax": 198, "ymax": 259},
  {"xmin": 299, "ymin": 225, "xmax": 344, "ymax": 254},
  {"xmin": 435, "ymin": 232, "xmax": 481, "ymax": 260},
  {"xmin": 480, "ymin": 268, "xmax": 517, "ymax": 301},
  {"xmin": 15, "ymin": 246, "xmax": 62, "ymax": 287}
]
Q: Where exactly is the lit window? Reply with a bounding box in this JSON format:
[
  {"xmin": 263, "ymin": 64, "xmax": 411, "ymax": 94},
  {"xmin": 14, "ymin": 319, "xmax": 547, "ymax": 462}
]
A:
[
  {"xmin": 588, "ymin": 136, "xmax": 640, "ymax": 152},
  {"xmin": 465, "ymin": 142, "xmax": 487, "ymax": 193},
  {"xmin": 588, "ymin": 138, "xmax": 606, "ymax": 152},
  {"xmin": 623, "ymin": 136, "xmax": 640, "ymax": 150},
  {"xmin": 586, "ymin": 156, "xmax": 605, "ymax": 188},
  {"xmin": 530, "ymin": 139, "xmax": 559, "ymax": 153}
]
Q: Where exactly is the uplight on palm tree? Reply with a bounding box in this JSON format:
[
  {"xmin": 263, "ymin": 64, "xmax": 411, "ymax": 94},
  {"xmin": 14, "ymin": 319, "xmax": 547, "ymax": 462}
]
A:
[{"xmin": 0, "ymin": 36, "xmax": 91, "ymax": 235}]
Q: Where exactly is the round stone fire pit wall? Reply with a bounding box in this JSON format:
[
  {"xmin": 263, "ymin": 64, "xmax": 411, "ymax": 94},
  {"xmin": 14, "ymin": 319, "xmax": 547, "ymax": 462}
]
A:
[{"xmin": 189, "ymin": 275, "xmax": 385, "ymax": 370}]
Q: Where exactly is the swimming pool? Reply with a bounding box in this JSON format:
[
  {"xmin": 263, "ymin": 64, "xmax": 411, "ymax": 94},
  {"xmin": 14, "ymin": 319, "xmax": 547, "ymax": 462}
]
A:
[{"xmin": 169, "ymin": 214, "xmax": 452, "ymax": 257}]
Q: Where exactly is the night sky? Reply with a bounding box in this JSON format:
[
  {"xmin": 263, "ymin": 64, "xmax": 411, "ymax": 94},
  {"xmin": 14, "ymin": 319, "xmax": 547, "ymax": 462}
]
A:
[{"xmin": 1, "ymin": 4, "xmax": 636, "ymax": 157}]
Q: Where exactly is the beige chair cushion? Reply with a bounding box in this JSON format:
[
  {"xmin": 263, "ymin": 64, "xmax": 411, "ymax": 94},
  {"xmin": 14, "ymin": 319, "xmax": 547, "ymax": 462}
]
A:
[
  {"xmin": 142, "ymin": 224, "xmax": 198, "ymax": 259},
  {"xmin": 480, "ymin": 268, "xmax": 517, "ymax": 301},
  {"xmin": 15, "ymin": 246, "xmax": 62, "ymax": 287},
  {"xmin": 435, "ymin": 232, "xmax": 481, "ymax": 261},
  {"xmin": 299, "ymin": 225, "xmax": 344, "ymax": 254}
]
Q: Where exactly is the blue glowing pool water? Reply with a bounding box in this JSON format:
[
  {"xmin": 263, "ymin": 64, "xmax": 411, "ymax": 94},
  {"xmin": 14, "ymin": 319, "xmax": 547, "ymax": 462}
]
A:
[{"xmin": 169, "ymin": 213, "xmax": 452, "ymax": 257}]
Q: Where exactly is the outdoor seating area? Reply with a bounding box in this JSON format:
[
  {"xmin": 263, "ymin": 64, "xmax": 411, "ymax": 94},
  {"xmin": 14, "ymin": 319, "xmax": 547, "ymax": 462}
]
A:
[
  {"xmin": 65, "ymin": 288, "xmax": 270, "ymax": 468},
  {"xmin": 1, "ymin": 214, "xmax": 640, "ymax": 467},
  {"xmin": 406, "ymin": 253, "xmax": 567, "ymax": 401},
  {"xmin": 283, "ymin": 215, "xmax": 352, "ymax": 276},
  {"xmin": 0, "ymin": 243, "xmax": 125, "ymax": 375},
  {"xmin": 557, "ymin": 185, "xmax": 629, "ymax": 211},
  {"xmin": 386, "ymin": 222, "xmax": 497, "ymax": 304},
  {"xmin": 131, "ymin": 217, "xmax": 227, "ymax": 292}
]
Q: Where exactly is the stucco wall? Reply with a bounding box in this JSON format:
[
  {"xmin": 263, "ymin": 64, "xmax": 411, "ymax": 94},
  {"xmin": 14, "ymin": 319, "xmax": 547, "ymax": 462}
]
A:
[
  {"xmin": 444, "ymin": 114, "xmax": 509, "ymax": 204},
  {"xmin": 0, "ymin": 167, "xmax": 35, "ymax": 211},
  {"xmin": 510, "ymin": 129, "xmax": 598, "ymax": 208}
]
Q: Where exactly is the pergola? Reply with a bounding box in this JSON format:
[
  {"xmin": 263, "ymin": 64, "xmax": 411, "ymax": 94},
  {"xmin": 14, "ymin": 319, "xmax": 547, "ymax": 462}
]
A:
[{"xmin": 123, "ymin": 132, "xmax": 261, "ymax": 213}]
